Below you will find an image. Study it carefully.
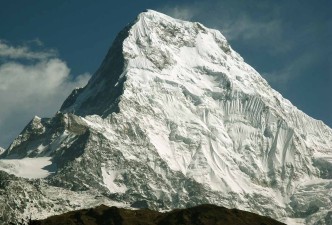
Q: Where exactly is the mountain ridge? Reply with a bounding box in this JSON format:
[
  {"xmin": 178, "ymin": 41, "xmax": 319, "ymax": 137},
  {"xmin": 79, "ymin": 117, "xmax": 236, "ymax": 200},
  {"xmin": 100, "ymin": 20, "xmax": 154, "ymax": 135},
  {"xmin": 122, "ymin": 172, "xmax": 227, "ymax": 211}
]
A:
[{"xmin": 30, "ymin": 204, "xmax": 286, "ymax": 225}]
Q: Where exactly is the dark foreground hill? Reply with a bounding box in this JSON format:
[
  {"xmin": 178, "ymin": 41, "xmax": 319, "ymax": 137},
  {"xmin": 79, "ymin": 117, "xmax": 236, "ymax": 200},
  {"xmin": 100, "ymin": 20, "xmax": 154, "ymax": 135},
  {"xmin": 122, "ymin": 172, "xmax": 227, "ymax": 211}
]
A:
[{"xmin": 30, "ymin": 204, "xmax": 286, "ymax": 225}]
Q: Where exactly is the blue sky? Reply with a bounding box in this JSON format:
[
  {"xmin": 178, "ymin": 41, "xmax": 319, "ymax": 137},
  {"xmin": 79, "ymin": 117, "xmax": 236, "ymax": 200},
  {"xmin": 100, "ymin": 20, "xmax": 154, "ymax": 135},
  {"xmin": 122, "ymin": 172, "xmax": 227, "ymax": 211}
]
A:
[{"xmin": 0, "ymin": 0, "xmax": 331, "ymax": 147}]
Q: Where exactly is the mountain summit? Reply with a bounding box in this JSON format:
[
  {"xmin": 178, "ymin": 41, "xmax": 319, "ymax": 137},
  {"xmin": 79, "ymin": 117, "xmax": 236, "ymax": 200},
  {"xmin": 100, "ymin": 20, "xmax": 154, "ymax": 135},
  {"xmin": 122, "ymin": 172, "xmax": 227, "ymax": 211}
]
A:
[{"xmin": 0, "ymin": 10, "xmax": 331, "ymax": 225}]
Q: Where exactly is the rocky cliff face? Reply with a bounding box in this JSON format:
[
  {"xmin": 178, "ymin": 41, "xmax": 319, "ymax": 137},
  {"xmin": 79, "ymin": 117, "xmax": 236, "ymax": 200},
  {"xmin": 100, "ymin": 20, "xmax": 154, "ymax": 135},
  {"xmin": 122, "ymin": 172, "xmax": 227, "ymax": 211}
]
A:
[{"xmin": 0, "ymin": 10, "xmax": 331, "ymax": 225}]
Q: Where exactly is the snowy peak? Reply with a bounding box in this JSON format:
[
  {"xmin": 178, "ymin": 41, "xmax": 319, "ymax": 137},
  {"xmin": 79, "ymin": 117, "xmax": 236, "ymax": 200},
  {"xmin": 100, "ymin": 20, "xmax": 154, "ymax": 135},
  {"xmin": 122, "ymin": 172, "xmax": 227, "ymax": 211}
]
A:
[
  {"xmin": 1, "ymin": 10, "xmax": 332, "ymax": 225},
  {"xmin": 124, "ymin": 9, "xmax": 236, "ymax": 73},
  {"xmin": 122, "ymin": 9, "xmax": 332, "ymax": 154},
  {"xmin": 1, "ymin": 113, "xmax": 88, "ymax": 159},
  {"xmin": 60, "ymin": 10, "xmax": 236, "ymax": 117}
]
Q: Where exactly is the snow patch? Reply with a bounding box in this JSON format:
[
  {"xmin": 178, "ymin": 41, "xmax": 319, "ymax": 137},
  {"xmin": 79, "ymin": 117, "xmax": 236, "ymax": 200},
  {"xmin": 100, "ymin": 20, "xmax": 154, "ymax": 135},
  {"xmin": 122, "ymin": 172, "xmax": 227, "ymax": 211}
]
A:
[
  {"xmin": 0, "ymin": 147, "xmax": 4, "ymax": 156},
  {"xmin": 0, "ymin": 157, "xmax": 56, "ymax": 178},
  {"xmin": 101, "ymin": 167, "xmax": 127, "ymax": 193}
]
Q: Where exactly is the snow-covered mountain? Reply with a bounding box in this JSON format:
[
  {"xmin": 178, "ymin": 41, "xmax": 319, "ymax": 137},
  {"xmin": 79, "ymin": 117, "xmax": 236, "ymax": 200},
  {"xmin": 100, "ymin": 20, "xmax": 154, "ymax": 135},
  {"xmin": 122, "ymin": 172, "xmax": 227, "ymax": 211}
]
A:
[{"xmin": 0, "ymin": 10, "xmax": 331, "ymax": 225}]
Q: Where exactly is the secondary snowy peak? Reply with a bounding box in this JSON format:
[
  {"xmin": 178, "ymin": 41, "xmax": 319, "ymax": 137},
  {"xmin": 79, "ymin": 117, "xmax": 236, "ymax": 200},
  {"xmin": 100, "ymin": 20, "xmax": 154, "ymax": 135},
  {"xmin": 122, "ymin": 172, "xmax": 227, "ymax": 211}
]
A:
[{"xmin": 1, "ymin": 10, "xmax": 332, "ymax": 225}]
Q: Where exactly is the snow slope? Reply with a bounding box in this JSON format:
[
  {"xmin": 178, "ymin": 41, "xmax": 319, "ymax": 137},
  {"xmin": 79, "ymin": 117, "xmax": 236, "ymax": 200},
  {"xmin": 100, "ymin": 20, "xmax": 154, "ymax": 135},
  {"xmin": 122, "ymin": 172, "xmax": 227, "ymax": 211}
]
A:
[{"xmin": 1, "ymin": 10, "xmax": 331, "ymax": 225}]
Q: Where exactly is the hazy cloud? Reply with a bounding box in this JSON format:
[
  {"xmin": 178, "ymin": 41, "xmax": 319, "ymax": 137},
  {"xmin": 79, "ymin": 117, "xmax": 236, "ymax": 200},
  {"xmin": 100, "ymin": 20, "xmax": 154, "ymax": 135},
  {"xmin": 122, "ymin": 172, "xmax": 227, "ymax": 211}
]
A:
[
  {"xmin": 161, "ymin": 5, "xmax": 197, "ymax": 20},
  {"xmin": 25, "ymin": 38, "xmax": 44, "ymax": 47},
  {"xmin": 159, "ymin": 1, "xmax": 291, "ymax": 54},
  {"xmin": 264, "ymin": 54, "xmax": 314, "ymax": 83},
  {"xmin": 220, "ymin": 15, "xmax": 280, "ymax": 40},
  {"xmin": 0, "ymin": 40, "xmax": 90, "ymax": 148}
]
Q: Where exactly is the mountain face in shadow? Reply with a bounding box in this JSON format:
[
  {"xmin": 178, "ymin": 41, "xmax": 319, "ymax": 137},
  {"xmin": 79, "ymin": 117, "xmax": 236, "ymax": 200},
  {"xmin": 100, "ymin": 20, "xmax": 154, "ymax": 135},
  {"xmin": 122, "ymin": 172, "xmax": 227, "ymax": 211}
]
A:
[{"xmin": 30, "ymin": 204, "xmax": 285, "ymax": 225}]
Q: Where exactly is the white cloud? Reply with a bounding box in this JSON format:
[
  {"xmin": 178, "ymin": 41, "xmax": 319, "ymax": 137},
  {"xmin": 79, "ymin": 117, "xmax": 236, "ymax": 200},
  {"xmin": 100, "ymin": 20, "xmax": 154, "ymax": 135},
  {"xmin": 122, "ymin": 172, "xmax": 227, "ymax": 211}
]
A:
[
  {"xmin": 0, "ymin": 40, "xmax": 57, "ymax": 60},
  {"xmin": 0, "ymin": 41, "xmax": 90, "ymax": 148}
]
